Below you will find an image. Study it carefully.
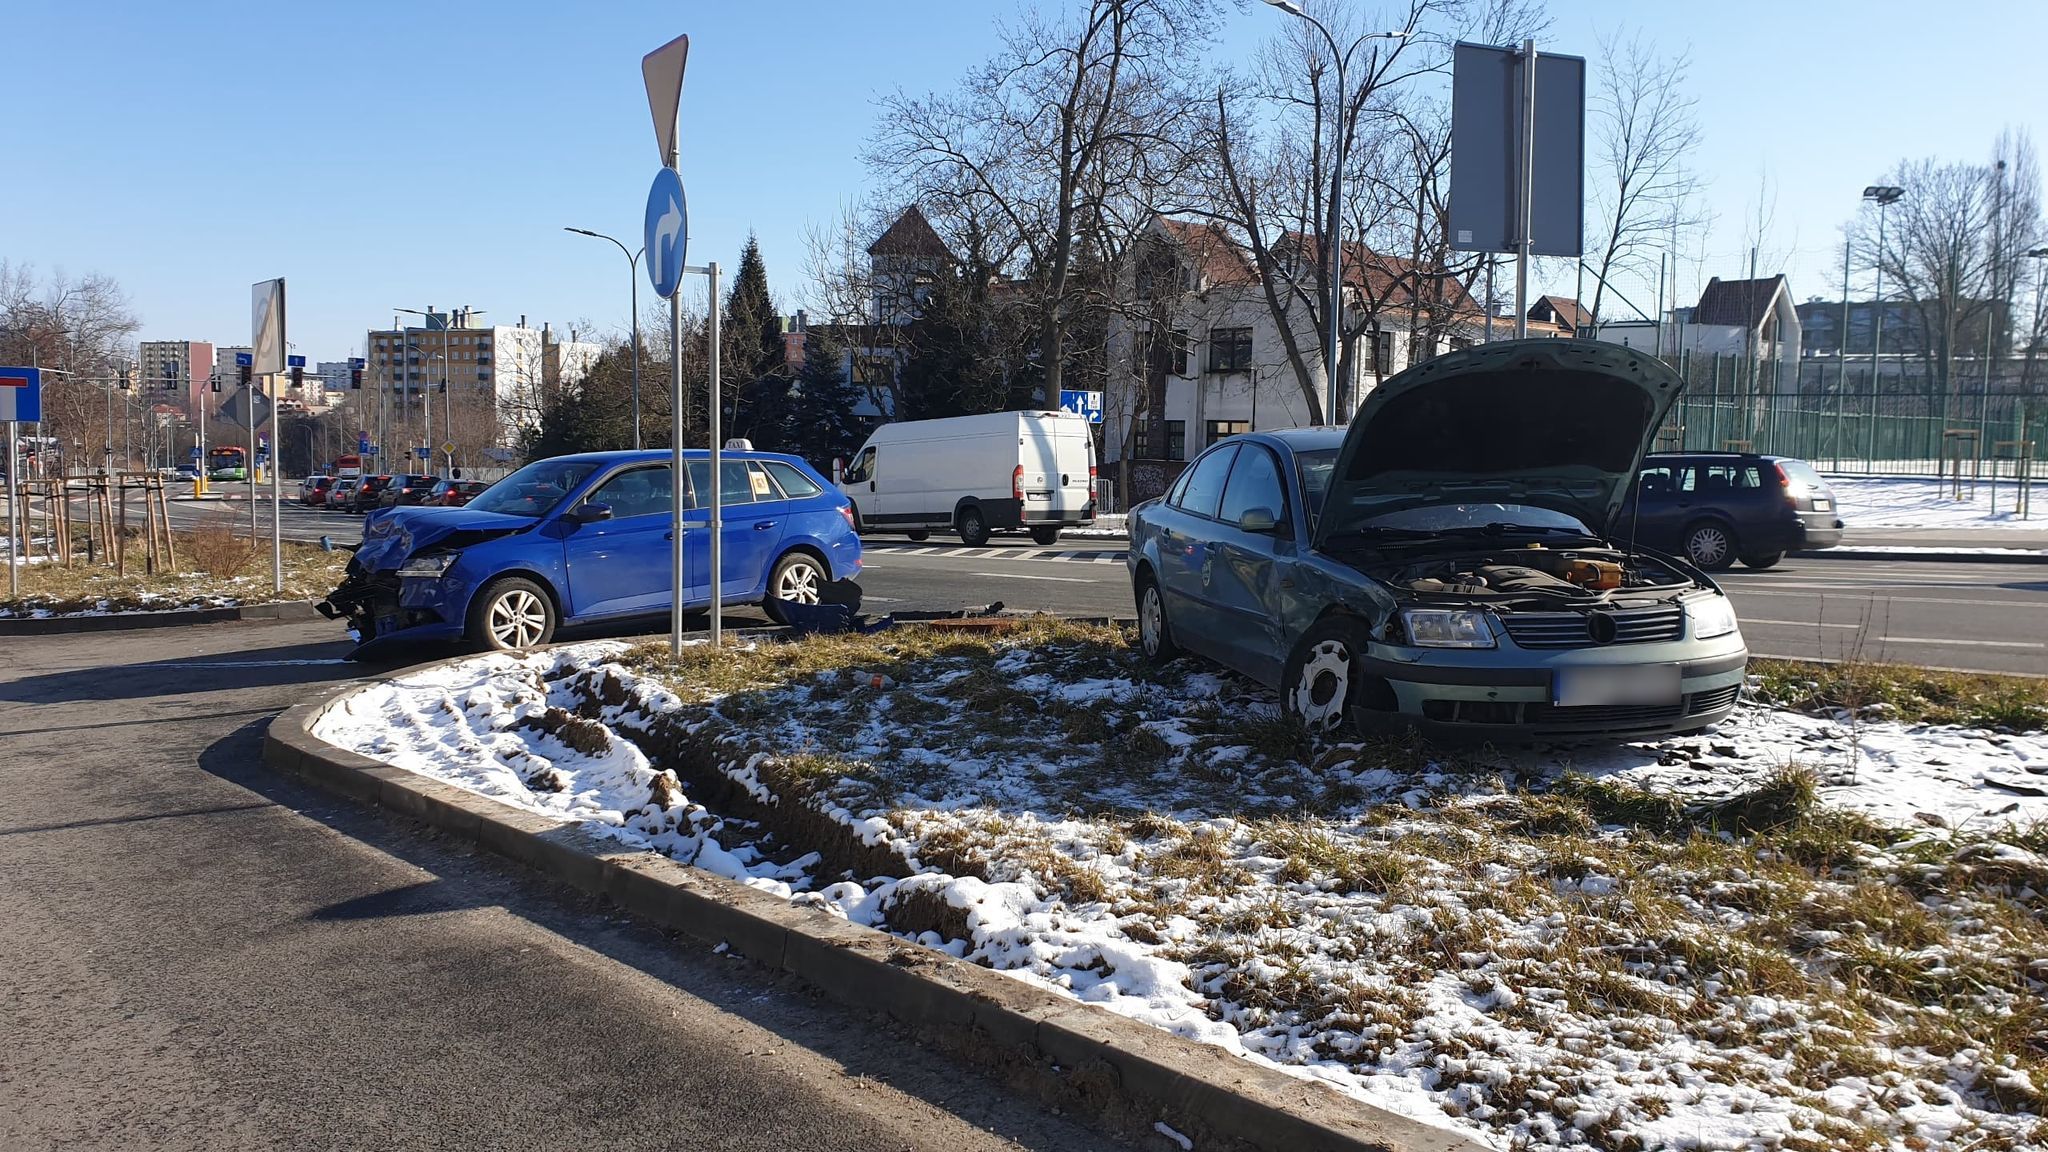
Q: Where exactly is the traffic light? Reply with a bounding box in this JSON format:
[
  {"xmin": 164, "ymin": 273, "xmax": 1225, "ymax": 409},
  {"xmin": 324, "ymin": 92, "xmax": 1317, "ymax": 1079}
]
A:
[
  {"xmin": 437, "ymin": 377, "xmax": 447, "ymax": 395},
  {"xmin": 161, "ymin": 361, "xmax": 177, "ymax": 391},
  {"xmin": 238, "ymin": 363, "xmax": 251, "ymax": 388},
  {"xmin": 209, "ymin": 371, "xmax": 221, "ymax": 393},
  {"xmin": 290, "ymin": 365, "xmax": 304, "ymax": 390},
  {"xmin": 349, "ymin": 367, "xmax": 363, "ymax": 389},
  {"xmin": 118, "ymin": 367, "xmax": 132, "ymax": 391}
]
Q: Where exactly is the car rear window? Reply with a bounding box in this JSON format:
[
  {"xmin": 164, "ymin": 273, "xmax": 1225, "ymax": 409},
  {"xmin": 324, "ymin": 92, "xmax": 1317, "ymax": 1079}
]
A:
[
  {"xmin": 1775, "ymin": 458, "xmax": 1827, "ymax": 490},
  {"xmin": 761, "ymin": 460, "xmax": 822, "ymax": 498}
]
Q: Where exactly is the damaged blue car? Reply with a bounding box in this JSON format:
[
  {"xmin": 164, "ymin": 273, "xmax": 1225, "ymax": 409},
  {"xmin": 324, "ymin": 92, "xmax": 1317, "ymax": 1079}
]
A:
[{"xmin": 318, "ymin": 449, "xmax": 862, "ymax": 656}]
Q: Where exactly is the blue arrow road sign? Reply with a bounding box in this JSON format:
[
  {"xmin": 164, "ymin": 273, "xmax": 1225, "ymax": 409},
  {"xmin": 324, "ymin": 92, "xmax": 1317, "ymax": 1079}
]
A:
[
  {"xmin": 358, "ymin": 433, "xmax": 371, "ymax": 454},
  {"xmin": 287, "ymin": 354, "xmax": 306, "ymax": 368},
  {"xmin": 644, "ymin": 167, "xmax": 688, "ymax": 300},
  {"xmin": 0, "ymin": 366, "xmax": 41, "ymax": 423},
  {"xmin": 234, "ymin": 351, "xmax": 253, "ymax": 367},
  {"xmin": 1059, "ymin": 389, "xmax": 1104, "ymax": 424},
  {"xmin": 348, "ymin": 357, "xmax": 366, "ymax": 369}
]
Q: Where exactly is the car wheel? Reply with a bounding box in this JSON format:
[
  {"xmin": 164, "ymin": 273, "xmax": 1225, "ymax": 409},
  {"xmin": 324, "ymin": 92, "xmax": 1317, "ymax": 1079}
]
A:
[
  {"xmin": 1682, "ymin": 521, "xmax": 1736, "ymax": 571},
  {"xmin": 1029, "ymin": 526, "xmax": 1062, "ymax": 546},
  {"xmin": 906, "ymin": 530, "xmax": 929, "ymax": 542},
  {"xmin": 1283, "ymin": 617, "xmax": 1374, "ymax": 737},
  {"xmin": 957, "ymin": 505, "xmax": 990, "ymax": 547},
  {"xmin": 769, "ymin": 552, "xmax": 826, "ymax": 605},
  {"xmin": 1740, "ymin": 552, "xmax": 1783, "ymax": 570},
  {"xmin": 1134, "ymin": 573, "xmax": 1180, "ymax": 664},
  {"xmin": 468, "ymin": 577, "xmax": 556, "ymax": 651}
]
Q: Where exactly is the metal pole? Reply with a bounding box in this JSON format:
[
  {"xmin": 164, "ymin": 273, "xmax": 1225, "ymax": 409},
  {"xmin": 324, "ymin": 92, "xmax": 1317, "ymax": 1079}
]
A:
[
  {"xmin": 631, "ymin": 253, "xmax": 642, "ymax": 449},
  {"xmin": 1484, "ymin": 258, "xmax": 1495, "ymax": 342},
  {"xmin": 1872, "ymin": 204, "xmax": 1888, "ymax": 405},
  {"xmin": 1325, "ymin": 45, "xmax": 1345, "ymax": 425},
  {"xmin": 1515, "ymin": 39, "xmax": 1537, "ymax": 340},
  {"xmin": 708, "ymin": 261, "xmax": 723, "ymax": 647},
  {"xmin": 246, "ymin": 375, "xmax": 258, "ymax": 543},
  {"xmin": 668, "ymin": 279, "xmax": 685, "ymax": 657},
  {"xmin": 269, "ymin": 375, "xmax": 282, "ymax": 593},
  {"xmin": 443, "ymin": 313, "xmax": 453, "ymax": 478},
  {"xmin": 6, "ymin": 420, "xmax": 17, "ymax": 599}
]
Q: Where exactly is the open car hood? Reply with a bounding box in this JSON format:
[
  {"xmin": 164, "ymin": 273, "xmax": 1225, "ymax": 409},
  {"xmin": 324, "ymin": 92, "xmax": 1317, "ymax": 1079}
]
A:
[
  {"xmin": 1312, "ymin": 339, "xmax": 1684, "ymax": 548},
  {"xmin": 353, "ymin": 506, "xmax": 536, "ymax": 572}
]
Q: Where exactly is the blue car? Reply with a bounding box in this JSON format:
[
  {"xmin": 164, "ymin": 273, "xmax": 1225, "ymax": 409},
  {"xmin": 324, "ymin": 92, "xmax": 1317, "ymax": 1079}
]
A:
[
  {"xmin": 1128, "ymin": 339, "xmax": 1748, "ymax": 742},
  {"xmin": 318, "ymin": 449, "xmax": 862, "ymax": 654}
]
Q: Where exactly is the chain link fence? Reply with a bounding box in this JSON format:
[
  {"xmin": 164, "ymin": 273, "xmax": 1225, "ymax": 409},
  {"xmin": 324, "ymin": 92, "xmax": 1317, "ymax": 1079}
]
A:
[{"xmin": 1652, "ymin": 352, "xmax": 2046, "ymax": 479}]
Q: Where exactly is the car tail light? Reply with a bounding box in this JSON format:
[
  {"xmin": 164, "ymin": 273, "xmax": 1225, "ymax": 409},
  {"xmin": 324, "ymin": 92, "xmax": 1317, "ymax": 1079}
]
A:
[
  {"xmin": 838, "ymin": 504, "xmax": 856, "ymax": 530},
  {"xmin": 1771, "ymin": 461, "xmax": 1800, "ymax": 507},
  {"xmin": 1012, "ymin": 465, "xmax": 1024, "ymax": 502},
  {"xmin": 1088, "ymin": 463, "xmax": 1098, "ymax": 498}
]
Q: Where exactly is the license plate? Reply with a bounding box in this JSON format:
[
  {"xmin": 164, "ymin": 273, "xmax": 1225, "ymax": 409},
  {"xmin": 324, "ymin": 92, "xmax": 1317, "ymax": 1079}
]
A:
[
  {"xmin": 1554, "ymin": 664, "xmax": 1681, "ymax": 707},
  {"xmin": 1812, "ymin": 498, "xmax": 1832, "ymax": 511},
  {"xmin": 1026, "ymin": 491, "xmax": 1051, "ymax": 502}
]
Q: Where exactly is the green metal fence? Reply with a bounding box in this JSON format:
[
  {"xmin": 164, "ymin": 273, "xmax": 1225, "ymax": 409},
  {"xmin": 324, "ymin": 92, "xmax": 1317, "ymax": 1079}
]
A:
[{"xmin": 1654, "ymin": 353, "xmax": 2046, "ymax": 479}]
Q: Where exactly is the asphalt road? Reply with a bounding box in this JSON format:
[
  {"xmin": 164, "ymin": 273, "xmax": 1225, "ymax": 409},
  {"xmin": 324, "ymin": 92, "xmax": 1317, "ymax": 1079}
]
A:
[
  {"xmin": 0, "ymin": 620, "xmax": 1119, "ymax": 1152},
  {"xmin": 147, "ymin": 498, "xmax": 2048, "ymax": 676}
]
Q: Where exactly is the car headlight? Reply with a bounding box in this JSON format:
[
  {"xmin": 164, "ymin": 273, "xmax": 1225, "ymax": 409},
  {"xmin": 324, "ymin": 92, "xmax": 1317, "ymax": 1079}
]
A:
[
  {"xmin": 1689, "ymin": 596, "xmax": 1740, "ymax": 640},
  {"xmin": 397, "ymin": 552, "xmax": 458, "ymax": 578},
  {"xmin": 1398, "ymin": 608, "xmax": 1496, "ymax": 649}
]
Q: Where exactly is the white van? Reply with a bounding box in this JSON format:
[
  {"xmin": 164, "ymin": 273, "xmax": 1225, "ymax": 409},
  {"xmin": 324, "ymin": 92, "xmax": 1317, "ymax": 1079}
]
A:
[{"xmin": 837, "ymin": 411, "xmax": 1097, "ymax": 546}]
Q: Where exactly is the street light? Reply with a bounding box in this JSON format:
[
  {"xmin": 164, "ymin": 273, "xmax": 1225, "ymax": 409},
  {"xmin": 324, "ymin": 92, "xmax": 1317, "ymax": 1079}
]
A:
[
  {"xmin": 1862, "ymin": 185, "xmax": 1904, "ymax": 392},
  {"xmin": 1262, "ymin": 0, "xmax": 1407, "ymax": 425},
  {"xmin": 566, "ymin": 227, "xmax": 645, "ymax": 449}
]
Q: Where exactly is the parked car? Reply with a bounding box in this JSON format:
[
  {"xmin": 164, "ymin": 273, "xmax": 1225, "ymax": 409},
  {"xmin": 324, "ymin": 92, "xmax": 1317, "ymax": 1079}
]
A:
[
  {"xmin": 301, "ymin": 475, "xmax": 335, "ymax": 506},
  {"xmin": 1622, "ymin": 452, "xmax": 1844, "ymax": 570},
  {"xmin": 836, "ymin": 410, "xmax": 1096, "ymax": 546},
  {"xmin": 376, "ymin": 473, "xmax": 439, "ymax": 508},
  {"xmin": 351, "ymin": 474, "xmax": 395, "ymax": 512},
  {"xmin": 1127, "ymin": 339, "xmax": 1748, "ymax": 742},
  {"xmin": 318, "ymin": 449, "xmax": 862, "ymax": 654},
  {"xmin": 331, "ymin": 477, "xmax": 360, "ymax": 509},
  {"xmin": 429, "ymin": 478, "xmax": 488, "ymax": 507},
  {"xmin": 174, "ymin": 464, "xmax": 201, "ymax": 482}
]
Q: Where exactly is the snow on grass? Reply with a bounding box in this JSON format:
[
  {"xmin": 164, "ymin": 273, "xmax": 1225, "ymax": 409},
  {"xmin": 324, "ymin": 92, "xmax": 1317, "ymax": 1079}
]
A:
[
  {"xmin": 315, "ymin": 623, "xmax": 2048, "ymax": 1151},
  {"xmin": 1828, "ymin": 477, "xmax": 2044, "ymax": 532}
]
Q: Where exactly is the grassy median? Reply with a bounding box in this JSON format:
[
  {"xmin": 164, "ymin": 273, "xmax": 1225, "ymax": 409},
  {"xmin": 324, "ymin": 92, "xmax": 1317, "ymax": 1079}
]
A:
[
  {"xmin": 0, "ymin": 526, "xmax": 348, "ymax": 616},
  {"xmin": 1750, "ymin": 656, "xmax": 2048, "ymax": 732}
]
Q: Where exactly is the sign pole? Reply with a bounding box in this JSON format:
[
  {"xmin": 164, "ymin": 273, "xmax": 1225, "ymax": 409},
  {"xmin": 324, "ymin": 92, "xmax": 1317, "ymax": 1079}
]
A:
[
  {"xmin": 668, "ymin": 277, "xmax": 685, "ymax": 657},
  {"xmin": 6, "ymin": 420, "xmax": 17, "ymax": 599},
  {"xmin": 707, "ymin": 260, "xmax": 723, "ymax": 647},
  {"xmin": 270, "ymin": 375, "xmax": 283, "ymax": 593},
  {"xmin": 1515, "ymin": 38, "xmax": 1537, "ymax": 340}
]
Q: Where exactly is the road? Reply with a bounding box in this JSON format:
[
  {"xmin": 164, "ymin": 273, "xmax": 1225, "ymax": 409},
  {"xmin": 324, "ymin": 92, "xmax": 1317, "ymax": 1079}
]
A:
[
  {"xmin": 0, "ymin": 620, "xmax": 1118, "ymax": 1152},
  {"xmin": 150, "ymin": 498, "xmax": 2048, "ymax": 676}
]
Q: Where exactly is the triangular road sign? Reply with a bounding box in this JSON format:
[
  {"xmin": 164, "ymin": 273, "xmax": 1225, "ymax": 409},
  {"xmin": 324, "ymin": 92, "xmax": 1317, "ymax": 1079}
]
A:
[
  {"xmin": 215, "ymin": 385, "xmax": 273, "ymax": 431},
  {"xmin": 642, "ymin": 34, "xmax": 690, "ymax": 167}
]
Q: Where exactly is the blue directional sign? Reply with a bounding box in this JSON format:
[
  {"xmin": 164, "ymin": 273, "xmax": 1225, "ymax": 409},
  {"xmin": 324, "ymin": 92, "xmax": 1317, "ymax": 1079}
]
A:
[
  {"xmin": 1059, "ymin": 389, "xmax": 1104, "ymax": 425},
  {"xmin": 234, "ymin": 351, "xmax": 253, "ymax": 367},
  {"xmin": 162, "ymin": 359, "xmax": 178, "ymax": 379},
  {"xmin": 287, "ymin": 354, "xmax": 306, "ymax": 368},
  {"xmin": 0, "ymin": 366, "xmax": 41, "ymax": 423},
  {"xmin": 191, "ymin": 446, "xmax": 202, "ymax": 460},
  {"xmin": 348, "ymin": 357, "xmax": 366, "ymax": 370},
  {"xmin": 643, "ymin": 167, "xmax": 689, "ymax": 300},
  {"xmin": 358, "ymin": 433, "xmax": 371, "ymax": 454}
]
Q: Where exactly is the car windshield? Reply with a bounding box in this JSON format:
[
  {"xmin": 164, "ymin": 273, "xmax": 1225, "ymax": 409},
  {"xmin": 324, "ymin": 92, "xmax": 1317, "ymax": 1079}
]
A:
[
  {"xmin": 1356, "ymin": 503, "xmax": 1591, "ymax": 535},
  {"xmin": 465, "ymin": 459, "xmax": 602, "ymax": 518},
  {"xmin": 1294, "ymin": 450, "xmax": 1338, "ymax": 525}
]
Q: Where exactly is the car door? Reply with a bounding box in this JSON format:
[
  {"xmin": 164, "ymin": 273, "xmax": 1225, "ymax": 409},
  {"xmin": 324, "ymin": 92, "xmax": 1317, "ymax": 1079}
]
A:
[
  {"xmin": 840, "ymin": 445, "xmax": 880, "ymax": 525},
  {"xmin": 1623, "ymin": 462, "xmax": 1685, "ymax": 549},
  {"xmin": 1208, "ymin": 443, "xmax": 1293, "ymax": 684},
  {"xmin": 685, "ymin": 459, "xmax": 786, "ymax": 600},
  {"xmin": 562, "ymin": 463, "xmax": 674, "ymax": 619},
  {"xmin": 1152, "ymin": 443, "xmax": 1238, "ymax": 662}
]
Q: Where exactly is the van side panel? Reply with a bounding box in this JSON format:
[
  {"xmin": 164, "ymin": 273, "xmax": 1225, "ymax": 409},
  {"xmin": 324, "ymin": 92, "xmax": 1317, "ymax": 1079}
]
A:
[{"xmin": 834, "ymin": 411, "xmax": 1095, "ymax": 533}]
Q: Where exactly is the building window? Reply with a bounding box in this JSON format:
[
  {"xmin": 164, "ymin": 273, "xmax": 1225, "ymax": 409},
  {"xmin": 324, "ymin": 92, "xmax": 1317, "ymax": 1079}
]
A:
[
  {"xmin": 1367, "ymin": 331, "xmax": 1392, "ymax": 375},
  {"xmin": 1133, "ymin": 328, "xmax": 1192, "ymax": 378},
  {"xmin": 1133, "ymin": 420, "xmax": 1187, "ymax": 461},
  {"xmin": 1205, "ymin": 420, "xmax": 1249, "ymax": 447},
  {"xmin": 1208, "ymin": 327, "xmax": 1253, "ymax": 373},
  {"xmin": 1169, "ymin": 329, "xmax": 1190, "ymax": 376}
]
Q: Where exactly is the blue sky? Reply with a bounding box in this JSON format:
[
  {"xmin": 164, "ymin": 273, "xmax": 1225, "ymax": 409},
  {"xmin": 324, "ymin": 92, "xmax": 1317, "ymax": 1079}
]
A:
[{"xmin": 2, "ymin": 0, "xmax": 2040, "ymax": 361}]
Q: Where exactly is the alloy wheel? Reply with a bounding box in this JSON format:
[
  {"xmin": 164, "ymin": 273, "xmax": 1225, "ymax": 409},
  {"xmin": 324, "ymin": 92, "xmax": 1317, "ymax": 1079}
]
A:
[
  {"xmin": 775, "ymin": 560, "xmax": 823, "ymax": 604},
  {"xmin": 1686, "ymin": 525, "xmax": 1731, "ymax": 569},
  {"xmin": 488, "ymin": 589, "xmax": 548, "ymax": 648}
]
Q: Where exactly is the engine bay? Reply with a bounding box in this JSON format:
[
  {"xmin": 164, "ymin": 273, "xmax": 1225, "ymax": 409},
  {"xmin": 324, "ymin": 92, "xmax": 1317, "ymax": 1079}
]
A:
[{"xmin": 1379, "ymin": 544, "xmax": 1696, "ymax": 603}]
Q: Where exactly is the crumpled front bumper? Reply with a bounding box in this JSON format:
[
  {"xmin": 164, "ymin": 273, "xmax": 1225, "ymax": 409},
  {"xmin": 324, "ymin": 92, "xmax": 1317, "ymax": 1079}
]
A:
[{"xmin": 318, "ymin": 563, "xmax": 467, "ymax": 660}]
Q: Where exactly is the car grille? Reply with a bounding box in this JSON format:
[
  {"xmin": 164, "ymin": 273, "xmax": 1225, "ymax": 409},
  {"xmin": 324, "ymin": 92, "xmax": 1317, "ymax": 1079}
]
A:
[
  {"xmin": 1500, "ymin": 605, "xmax": 1685, "ymax": 649},
  {"xmin": 1432, "ymin": 686, "xmax": 1743, "ymax": 729},
  {"xmin": 1687, "ymin": 684, "xmax": 1742, "ymax": 714}
]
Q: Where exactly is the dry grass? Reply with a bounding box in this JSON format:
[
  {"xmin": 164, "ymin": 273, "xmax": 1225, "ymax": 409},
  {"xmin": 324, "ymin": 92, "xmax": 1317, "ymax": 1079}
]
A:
[
  {"xmin": 1, "ymin": 527, "xmax": 347, "ymax": 615},
  {"xmin": 1751, "ymin": 656, "xmax": 2048, "ymax": 733}
]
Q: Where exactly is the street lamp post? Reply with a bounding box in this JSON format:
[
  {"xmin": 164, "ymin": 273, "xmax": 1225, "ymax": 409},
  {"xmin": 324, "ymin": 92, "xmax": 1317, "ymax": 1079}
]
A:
[
  {"xmin": 1262, "ymin": 0, "xmax": 1406, "ymax": 426},
  {"xmin": 566, "ymin": 227, "xmax": 644, "ymax": 449},
  {"xmin": 1862, "ymin": 186, "xmax": 1904, "ymax": 394}
]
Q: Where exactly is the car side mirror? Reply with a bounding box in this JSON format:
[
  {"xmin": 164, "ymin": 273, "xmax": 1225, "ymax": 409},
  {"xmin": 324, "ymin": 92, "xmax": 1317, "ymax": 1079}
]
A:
[
  {"xmin": 1238, "ymin": 506, "xmax": 1281, "ymax": 534},
  {"xmin": 575, "ymin": 502, "xmax": 613, "ymax": 523}
]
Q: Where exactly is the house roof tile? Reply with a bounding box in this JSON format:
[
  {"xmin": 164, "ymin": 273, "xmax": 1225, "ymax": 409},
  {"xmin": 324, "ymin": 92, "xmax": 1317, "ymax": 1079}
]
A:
[
  {"xmin": 1692, "ymin": 276, "xmax": 1788, "ymax": 328},
  {"xmin": 867, "ymin": 207, "xmax": 955, "ymax": 259}
]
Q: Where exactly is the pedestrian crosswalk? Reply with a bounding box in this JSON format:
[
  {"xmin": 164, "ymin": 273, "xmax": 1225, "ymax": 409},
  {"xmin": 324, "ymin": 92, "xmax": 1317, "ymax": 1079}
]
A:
[{"xmin": 861, "ymin": 540, "xmax": 1129, "ymax": 566}]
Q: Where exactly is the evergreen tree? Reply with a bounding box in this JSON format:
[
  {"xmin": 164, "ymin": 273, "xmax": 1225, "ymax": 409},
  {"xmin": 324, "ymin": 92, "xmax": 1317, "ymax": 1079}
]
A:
[
  {"xmin": 897, "ymin": 272, "xmax": 1011, "ymax": 420},
  {"xmin": 526, "ymin": 347, "xmax": 637, "ymax": 457},
  {"xmin": 722, "ymin": 235, "xmax": 792, "ymax": 447},
  {"xmin": 785, "ymin": 328, "xmax": 866, "ymax": 469}
]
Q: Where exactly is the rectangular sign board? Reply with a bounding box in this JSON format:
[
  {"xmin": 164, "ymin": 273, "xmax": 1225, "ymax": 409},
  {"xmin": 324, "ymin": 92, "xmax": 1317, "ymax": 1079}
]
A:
[
  {"xmin": 1447, "ymin": 42, "xmax": 1585, "ymax": 257},
  {"xmin": 0, "ymin": 367, "xmax": 42, "ymax": 423},
  {"xmin": 1059, "ymin": 389, "xmax": 1104, "ymax": 424},
  {"xmin": 252, "ymin": 278, "xmax": 287, "ymax": 374}
]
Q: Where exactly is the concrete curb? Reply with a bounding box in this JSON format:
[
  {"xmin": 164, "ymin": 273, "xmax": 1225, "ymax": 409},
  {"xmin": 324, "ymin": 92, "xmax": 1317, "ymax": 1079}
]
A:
[
  {"xmin": 0, "ymin": 599, "xmax": 323, "ymax": 635},
  {"xmin": 1792, "ymin": 547, "xmax": 2048, "ymax": 565},
  {"xmin": 264, "ymin": 673, "xmax": 1487, "ymax": 1152}
]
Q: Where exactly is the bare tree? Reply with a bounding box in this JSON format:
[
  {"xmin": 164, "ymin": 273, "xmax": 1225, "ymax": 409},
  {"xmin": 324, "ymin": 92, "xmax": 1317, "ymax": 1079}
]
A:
[
  {"xmin": 0, "ymin": 262, "xmax": 141, "ymax": 471},
  {"xmin": 869, "ymin": 0, "xmax": 1215, "ymax": 406},
  {"xmin": 1854, "ymin": 155, "xmax": 1998, "ymax": 397},
  {"xmin": 1584, "ymin": 31, "xmax": 1703, "ymax": 325}
]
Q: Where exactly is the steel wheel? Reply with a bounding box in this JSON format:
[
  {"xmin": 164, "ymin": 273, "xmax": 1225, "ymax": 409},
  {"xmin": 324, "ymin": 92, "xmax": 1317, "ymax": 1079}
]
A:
[
  {"xmin": 1290, "ymin": 639, "xmax": 1355, "ymax": 734},
  {"xmin": 1684, "ymin": 523, "xmax": 1734, "ymax": 570},
  {"xmin": 1136, "ymin": 580, "xmax": 1178, "ymax": 662},
  {"xmin": 771, "ymin": 554, "xmax": 824, "ymax": 604}
]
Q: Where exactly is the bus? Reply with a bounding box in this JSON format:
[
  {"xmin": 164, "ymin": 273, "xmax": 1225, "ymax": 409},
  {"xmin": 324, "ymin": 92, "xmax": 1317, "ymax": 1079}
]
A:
[
  {"xmin": 331, "ymin": 453, "xmax": 363, "ymax": 480},
  {"xmin": 207, "ymin": 445, "xmax": 249, "ymax": 481}
]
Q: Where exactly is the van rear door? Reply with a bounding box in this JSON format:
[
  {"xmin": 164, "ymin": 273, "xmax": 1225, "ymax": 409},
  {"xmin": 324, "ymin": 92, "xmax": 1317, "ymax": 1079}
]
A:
[
  {"xmin": 1017, "ymin": 419, "xmax": 1059, "ymax": 515},
  {"xmin": 1056, "ymin": 422, "xmax": 1096, "ymax": 520}
]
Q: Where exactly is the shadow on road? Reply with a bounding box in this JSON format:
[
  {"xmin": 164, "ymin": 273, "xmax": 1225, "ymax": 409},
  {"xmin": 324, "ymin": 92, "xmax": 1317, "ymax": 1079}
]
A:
[
  {"xmin": 195, "ymin": 716, "xmax": 1109, "ymax": 1151},
  {"xmin": 0, "ymin": 636, "xmax": 376, "ymax": 705}
]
